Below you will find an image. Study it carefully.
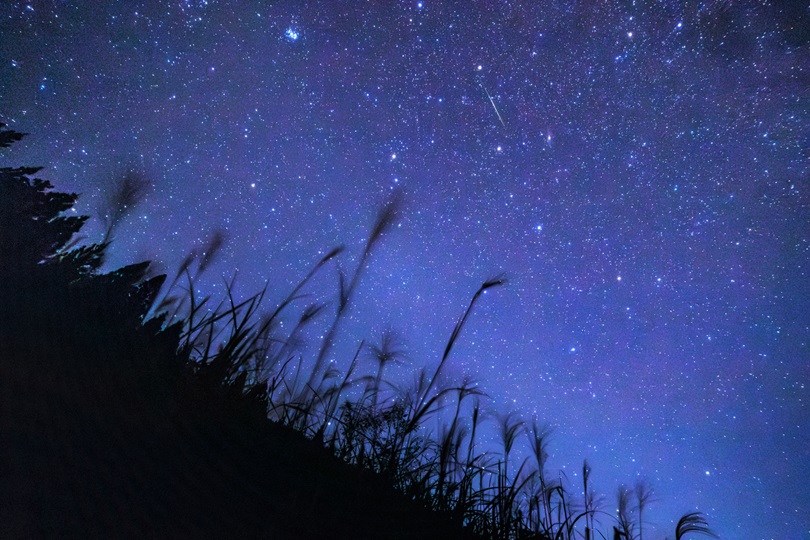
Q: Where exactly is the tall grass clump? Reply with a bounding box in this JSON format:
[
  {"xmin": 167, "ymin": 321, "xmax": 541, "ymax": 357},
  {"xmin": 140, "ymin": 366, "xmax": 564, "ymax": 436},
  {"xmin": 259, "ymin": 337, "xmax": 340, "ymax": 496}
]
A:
[
  {"xmin": 152, "ymin": 215, "xmax": 718, "ymax": 539},
  {"xmin": 1, "ymin": 124, "xmax": 720, "ymax": 539}
]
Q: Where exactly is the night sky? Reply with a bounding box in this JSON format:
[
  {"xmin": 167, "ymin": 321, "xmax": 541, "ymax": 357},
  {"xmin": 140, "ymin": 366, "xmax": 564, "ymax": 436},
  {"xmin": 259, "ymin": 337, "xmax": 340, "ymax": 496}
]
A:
[{"xmin": 1, "ymin": 1, "xmax": 808, "ymax": 538}]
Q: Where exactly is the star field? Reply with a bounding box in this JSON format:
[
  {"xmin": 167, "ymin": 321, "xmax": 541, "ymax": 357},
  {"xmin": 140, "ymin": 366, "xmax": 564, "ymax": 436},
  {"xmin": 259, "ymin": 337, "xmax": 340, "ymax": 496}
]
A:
[{"xmin": 1, "ymin": 1, "xmax": 807, "ymax": 538}]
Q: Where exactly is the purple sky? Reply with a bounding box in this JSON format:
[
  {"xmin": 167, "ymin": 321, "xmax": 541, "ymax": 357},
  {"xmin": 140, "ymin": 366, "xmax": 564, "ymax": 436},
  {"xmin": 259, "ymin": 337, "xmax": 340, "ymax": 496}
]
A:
[{"xmin": 2, "ymin": 1, "xmax": 808, "ymax": 538}]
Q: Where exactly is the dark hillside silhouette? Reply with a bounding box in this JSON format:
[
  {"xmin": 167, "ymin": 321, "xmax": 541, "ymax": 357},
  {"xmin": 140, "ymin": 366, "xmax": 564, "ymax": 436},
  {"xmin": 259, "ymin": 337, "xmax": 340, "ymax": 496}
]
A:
[
  {"xmin": 0, "ymin": 124, "xmax": 481, "ymax": 539},
  {"xmin": 0, "ymin": 124, "xmax": 717, "ymax": 539}
]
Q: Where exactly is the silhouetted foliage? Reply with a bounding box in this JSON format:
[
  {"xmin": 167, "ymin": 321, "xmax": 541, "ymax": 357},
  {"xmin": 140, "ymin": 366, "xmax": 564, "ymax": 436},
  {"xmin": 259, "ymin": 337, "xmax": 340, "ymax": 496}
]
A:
[
  {"xmin": 0, "ymin": 124, "xmax": 718, "ymax": 539},
  {"xmin": 674, "ymin": 512, "xmax": 720, "ymax": 540},
  {"xmin": 0, "ymin": 125, "xmax": 480, "ymax": 539},
  {"xmin": 0, "ymin": 124, "xmax": 25, "ymax": 148},
  {"xmin": 99, "ymin": 166, "xmax": 150, "ymax": 244}
]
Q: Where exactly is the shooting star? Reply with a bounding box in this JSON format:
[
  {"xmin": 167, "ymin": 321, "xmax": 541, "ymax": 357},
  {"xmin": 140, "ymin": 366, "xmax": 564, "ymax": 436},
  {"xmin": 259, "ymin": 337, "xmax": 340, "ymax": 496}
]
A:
[{"xmin": 481, "ymin": 84, "xmax": 505, "ymax": 127}]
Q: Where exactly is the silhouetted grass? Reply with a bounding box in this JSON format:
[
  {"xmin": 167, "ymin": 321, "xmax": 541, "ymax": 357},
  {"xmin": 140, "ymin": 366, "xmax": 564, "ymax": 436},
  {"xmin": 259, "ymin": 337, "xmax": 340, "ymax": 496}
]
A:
[{"xmin": 0, "ymin": 123, "xmax": 719, "ymax": 539}]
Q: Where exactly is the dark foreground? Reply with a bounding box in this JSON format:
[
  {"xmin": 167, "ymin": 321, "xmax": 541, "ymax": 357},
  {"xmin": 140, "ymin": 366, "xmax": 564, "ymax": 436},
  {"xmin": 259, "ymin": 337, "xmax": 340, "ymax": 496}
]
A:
[{"xmin": 0, "ymin": 124, "xmax": 481, "ymax": 539}]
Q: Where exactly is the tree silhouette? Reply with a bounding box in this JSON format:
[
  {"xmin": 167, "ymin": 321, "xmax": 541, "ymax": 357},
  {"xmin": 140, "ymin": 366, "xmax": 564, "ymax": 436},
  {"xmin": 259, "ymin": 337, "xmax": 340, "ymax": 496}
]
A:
[{"xmin": 0, "ymin": 123, "xmax": 191, "ymax": 536}]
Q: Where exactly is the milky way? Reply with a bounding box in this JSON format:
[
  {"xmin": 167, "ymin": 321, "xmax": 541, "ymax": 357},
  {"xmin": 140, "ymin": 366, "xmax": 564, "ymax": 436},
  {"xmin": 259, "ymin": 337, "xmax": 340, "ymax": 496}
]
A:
[{"xmin": 1, "ymin": 2, "xmax": 807, "ymax": 538}]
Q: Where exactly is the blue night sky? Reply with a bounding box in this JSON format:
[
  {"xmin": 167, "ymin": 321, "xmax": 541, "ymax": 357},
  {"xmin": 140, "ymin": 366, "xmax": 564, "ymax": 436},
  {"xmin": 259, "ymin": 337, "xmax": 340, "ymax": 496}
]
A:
[{"xmin": 1, "ymin": 1, "xmax": 807, "ymax": 538}]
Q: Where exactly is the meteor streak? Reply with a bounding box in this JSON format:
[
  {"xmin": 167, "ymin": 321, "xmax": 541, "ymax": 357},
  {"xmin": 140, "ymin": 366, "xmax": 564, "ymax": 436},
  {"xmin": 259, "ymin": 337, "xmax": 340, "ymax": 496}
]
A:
[{"xmin": 481, "ymin": 84, "xmax": 505, "ymax": 127}]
